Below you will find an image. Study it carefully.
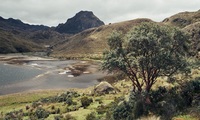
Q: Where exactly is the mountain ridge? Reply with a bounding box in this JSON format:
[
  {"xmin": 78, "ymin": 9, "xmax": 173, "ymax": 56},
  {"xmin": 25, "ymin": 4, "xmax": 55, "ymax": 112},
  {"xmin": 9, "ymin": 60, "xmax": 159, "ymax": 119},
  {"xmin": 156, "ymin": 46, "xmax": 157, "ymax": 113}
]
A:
[
  {"xmin": 0, "ymin": 10, "xmax": 199, "ymax": 56},
  {"xmin": 0, "ymin": 16, "xmax": 49, "ymax": 32}
]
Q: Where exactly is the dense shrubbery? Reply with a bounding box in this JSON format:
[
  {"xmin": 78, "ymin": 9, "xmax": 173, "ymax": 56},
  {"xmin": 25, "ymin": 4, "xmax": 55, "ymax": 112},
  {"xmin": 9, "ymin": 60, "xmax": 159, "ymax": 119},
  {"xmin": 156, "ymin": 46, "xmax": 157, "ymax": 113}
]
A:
[
  {"xmin": 37, "ymin": 91, "xmax": 80, "ymax": 103},
  {"xmin": 4, "ymin": 109, "xmax": 23, "ymax": 120},
  {"xmin": 81, "ymin": 96, "xmax": 93, "ymax": 108},
  {"xmin": 33, "ymin": 107, "xmax": 50, "ymax": 119},
  {"xmin": 1, "ymin": 79, "xmax": 199, "ymax": 120},
  {"xmin": 86, "ymin": 112, "xmax": 100, "ymax": 120},
  {"xmin": 149, "ymin": 78, "xmax": 200, "ymax": 119},
  {"xmin": 105, "ymin": 79, "xmax": 200, "ymax": 120}
]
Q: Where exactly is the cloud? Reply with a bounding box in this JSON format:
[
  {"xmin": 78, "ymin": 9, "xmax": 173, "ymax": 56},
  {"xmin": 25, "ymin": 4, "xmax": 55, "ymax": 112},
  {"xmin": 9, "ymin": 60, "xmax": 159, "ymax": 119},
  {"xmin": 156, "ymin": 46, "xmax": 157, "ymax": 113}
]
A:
[{"xmin": 0, "ymin": 0, "xmax": 199, "ymax": 26}]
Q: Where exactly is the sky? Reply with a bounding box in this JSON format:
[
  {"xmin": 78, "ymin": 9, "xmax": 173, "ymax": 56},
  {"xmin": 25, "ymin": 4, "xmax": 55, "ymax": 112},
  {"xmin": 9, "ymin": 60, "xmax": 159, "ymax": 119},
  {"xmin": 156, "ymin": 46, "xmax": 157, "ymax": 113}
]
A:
[{"xmin": 0, "ymin": 0, "xmax": 199, "ymax": 27}]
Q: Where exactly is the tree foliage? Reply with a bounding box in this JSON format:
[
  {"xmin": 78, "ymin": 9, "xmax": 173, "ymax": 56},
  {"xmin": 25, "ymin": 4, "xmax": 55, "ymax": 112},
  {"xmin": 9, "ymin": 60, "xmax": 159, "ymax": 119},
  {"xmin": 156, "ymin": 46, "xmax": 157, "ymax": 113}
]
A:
[{"xmin": 102, "ymin": 22, "xmax": 190, "ymax": 95}]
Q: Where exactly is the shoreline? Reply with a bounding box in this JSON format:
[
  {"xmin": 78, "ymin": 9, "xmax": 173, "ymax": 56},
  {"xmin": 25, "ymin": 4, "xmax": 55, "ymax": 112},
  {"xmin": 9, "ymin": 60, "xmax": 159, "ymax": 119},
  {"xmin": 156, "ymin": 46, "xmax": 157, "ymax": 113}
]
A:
[{"xmin": 0, "ymin": 53, "xmax": 107, "ymax": 96}]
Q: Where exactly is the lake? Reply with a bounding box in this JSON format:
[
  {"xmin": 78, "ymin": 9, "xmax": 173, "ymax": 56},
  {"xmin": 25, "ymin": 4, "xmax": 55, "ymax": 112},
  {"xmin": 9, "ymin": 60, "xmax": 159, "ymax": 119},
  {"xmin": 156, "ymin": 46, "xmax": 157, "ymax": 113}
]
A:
[{"xmin": 0, "ymin": 58, "xmax": 105, "ymax": 95}]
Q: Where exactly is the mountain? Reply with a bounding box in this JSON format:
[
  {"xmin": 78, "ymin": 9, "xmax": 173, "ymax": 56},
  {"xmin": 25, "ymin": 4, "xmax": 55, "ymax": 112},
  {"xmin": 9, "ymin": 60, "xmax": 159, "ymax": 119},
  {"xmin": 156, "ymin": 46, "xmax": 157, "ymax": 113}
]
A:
[
  {"xmin": 52, "ymin": 18, "xmax": 153, "ymax": 58},
  {"xmin": 55, "ymin": 11, "xmax": 104, "ymax": 34},
  {"xmin": 0, "ymin": 16, "xmax": 68, "ymax": 51},
  {"xmin": 0, "ymin": 16, "xmax": 48, "ymax": 32},
  {"xmin": 1, "ymin": 10, "xmax": 199, "ymax": 56},
  {"xmin": 162, "ymin": 10, "xmax": 200, "ymax": 28}
]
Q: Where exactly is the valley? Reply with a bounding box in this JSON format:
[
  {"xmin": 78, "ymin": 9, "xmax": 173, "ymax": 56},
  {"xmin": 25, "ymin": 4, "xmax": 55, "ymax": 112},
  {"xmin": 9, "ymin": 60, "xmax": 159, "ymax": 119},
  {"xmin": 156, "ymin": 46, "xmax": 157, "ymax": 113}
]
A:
[{"xmin": 0, "ymin": 9, "xmax": 199, "ymax": 120}]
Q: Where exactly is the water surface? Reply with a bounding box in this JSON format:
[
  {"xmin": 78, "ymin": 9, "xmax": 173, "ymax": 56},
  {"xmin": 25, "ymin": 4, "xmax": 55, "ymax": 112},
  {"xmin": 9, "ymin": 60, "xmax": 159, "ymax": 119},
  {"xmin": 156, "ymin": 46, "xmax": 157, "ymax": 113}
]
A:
[{"xmin": 0, "ymin": 60, "xmax": 105, "ymax": 95}]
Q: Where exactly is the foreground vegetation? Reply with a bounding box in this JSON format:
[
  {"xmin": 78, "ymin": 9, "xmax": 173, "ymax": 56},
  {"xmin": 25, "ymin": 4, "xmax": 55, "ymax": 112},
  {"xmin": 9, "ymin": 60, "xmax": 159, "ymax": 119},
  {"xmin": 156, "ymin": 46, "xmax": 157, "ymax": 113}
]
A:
[{"xmin": 0, "ymin": 75, "xmax": 199, "ymax": 120}]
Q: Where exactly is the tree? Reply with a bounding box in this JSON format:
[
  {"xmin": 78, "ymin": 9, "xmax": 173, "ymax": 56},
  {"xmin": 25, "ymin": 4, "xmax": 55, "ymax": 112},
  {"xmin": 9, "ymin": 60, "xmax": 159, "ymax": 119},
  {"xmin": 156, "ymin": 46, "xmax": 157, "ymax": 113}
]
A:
[{"xmin": 102, "ymin": 22, "xmax": 190, "ymax": 100}]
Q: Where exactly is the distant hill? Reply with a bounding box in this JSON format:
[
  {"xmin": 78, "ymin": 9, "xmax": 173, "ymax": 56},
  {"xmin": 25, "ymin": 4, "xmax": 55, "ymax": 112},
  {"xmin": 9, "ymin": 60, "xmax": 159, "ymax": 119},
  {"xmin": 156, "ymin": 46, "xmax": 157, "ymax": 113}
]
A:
[
  {"xmin": 162, "ymin": 10, "xmax": 200, "ymax": 28},
  {"xmin": 52, "ymin": 18, "xmax": 153, "ymax": 58},
  {"xmin": 0, "ymin": 16, "xmax": 68, "ymax": 52},
  {"xmin": 0, "ymin": 29, "xmax": 44, "ymax": 53},
  {"xmin": 0, "ymin": 16, "xmax": 48, "ymax": 32},
  {"xmin": 55, "ymin": 11, "xmax": 104, "ymax": 34},
  {"xmin": 162, "ymin": 10, "xmax": 200, "ymax": 56}
]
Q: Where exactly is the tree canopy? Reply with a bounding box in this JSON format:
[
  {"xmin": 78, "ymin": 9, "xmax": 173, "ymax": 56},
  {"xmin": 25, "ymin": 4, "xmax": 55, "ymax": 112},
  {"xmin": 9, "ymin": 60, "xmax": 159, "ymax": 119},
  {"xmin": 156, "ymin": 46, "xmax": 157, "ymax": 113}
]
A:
[{"xmin": 102, "ymin": 22, "xmax": 190, "ymax": 94}]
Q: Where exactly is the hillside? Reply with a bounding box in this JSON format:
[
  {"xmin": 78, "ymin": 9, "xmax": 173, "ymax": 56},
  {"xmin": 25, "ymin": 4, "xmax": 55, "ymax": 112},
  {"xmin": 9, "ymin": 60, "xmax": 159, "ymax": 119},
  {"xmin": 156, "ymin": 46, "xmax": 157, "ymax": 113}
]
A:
[
  {"xmin": 0, "ymin": 29, "xmax": 44, "ymax": 53},
  {"xmin": 163, "ymin": 10, "xmax": 200, "ymax": 56},
  {"xmin": 55, "ymin": 11, "xmax": 104, "ymax": 34},
  {"xmin": 183, "ymin": 22, "xmax": 200, "ymax": 55},
  {"xmin": 52, "ymin": 18, "xmax": 153, "ymax": 59},
  {"xmin": 162, "ymin": 10, "xmax": 200, "ymax": 28},
  {"xmin": 19, "ymin": 29, "xmax": 69, "ymax": 45},
  {"xmin": 0, "ymin": 16, "xmax": 69, "ymax": 52}
]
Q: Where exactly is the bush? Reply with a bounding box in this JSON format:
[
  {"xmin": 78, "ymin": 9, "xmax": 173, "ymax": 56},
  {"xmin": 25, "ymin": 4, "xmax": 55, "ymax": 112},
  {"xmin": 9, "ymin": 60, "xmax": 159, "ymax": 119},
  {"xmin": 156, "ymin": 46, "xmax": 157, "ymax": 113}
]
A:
[
  {"xmin": 38, "ymin": 91, "xmax": 80, "ymax": 103},
  {"xmin": 96, "ymin": 104, "xmax": 111, "ymax": 114},
  {"xmin": 64, "ymin": 114, "xmax": 76, "ymax": 120},
  {"xmin": 86, "ymin": 112, "xmax": 99, "ymax": 120},
  {"xmin": 105, "ymin": 93, "xmax": 149, "ymax": 120},
  {"xmin": 149, "ymin": 79, "xmax": 200, "ymax": 119},
  {"xmin": 54, "ymin": 115, "xmax": 64, "ymax": 120},
  {"xmin": 104, "ymin": 79, "xmax": 199, "ymax": 120},
  {"xmin": 66, "ymin": 97, "xmax": 73, "ymax": 106},
  {"xmin": 34, "ymin": 107, "xmax": 49, "ymax": 119},
  {"xmin": 4, "ymin": 110, "xmax": 24, "ymax": 120},
  {"xmin": 66, "ymin": 105, "xmax": 79, "ymax": 112},
  {"xmin": 113, "ymin": 101, "xmax": 133, "ymax": 120},
  {"xmin": 80, "ymin": 97, "xmax": 93, "ymax": 108}
]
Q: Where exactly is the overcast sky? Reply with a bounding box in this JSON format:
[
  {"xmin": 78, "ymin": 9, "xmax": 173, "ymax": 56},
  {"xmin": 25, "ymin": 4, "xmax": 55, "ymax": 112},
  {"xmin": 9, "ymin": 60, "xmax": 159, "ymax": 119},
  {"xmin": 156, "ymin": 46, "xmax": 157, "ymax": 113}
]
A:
[{"xmin": 0, "ymin": 0, "xmax": 199, "ymax": 27}]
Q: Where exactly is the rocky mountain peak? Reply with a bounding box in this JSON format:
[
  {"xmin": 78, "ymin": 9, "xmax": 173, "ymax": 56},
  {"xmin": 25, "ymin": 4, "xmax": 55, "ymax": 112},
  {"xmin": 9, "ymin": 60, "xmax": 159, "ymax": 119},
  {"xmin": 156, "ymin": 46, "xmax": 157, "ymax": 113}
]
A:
[{"xmin": 55, "ymin": 11, "xmax": 105, "ymax": 34}]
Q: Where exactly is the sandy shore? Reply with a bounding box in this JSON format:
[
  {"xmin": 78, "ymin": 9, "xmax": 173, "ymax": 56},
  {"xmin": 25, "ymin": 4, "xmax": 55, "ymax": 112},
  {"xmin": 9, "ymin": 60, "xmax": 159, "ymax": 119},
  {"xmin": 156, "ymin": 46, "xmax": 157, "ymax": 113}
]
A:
[{"xmin": 0, "ymin": 54, "xmax": 57, "ymax": 64}]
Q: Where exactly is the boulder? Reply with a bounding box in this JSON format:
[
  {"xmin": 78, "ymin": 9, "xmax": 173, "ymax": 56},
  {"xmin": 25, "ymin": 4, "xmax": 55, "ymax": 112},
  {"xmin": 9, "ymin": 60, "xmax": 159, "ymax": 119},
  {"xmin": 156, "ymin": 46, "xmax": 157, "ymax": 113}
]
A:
[{"xmin": 94, "ymin": 81, "xmax": 115, "ymax": 95}]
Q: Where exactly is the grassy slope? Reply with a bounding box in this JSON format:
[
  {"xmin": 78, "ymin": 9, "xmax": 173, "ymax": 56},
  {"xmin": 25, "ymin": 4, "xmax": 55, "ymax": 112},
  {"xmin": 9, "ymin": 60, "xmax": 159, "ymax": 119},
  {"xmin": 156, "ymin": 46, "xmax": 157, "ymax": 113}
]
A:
[
  {"xmin": 0, "ymin": 29, "xmax": 44, "ymax": 53},
  {"xmin": 52, "ymin": 18, "xmax": 153, "ymax": 59},
  {"xmin": 162, "ymin": 10, "xmax": 200, "ymax": 28},
  {"xmin": 183, "ymin": 22, "xmax": 200, "ymax": 53}
]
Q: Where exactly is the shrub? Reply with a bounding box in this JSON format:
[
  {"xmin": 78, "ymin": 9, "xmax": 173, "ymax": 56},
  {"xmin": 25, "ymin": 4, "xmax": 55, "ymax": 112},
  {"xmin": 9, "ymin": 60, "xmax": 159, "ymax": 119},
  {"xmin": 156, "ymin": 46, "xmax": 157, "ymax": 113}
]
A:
[
  {"xmin": 32, "ymin": 101, "xmax": 42, "ymax": 108},
  {"xmin": 64, "ymin": 114, "xmax": 76, "ymax": 120},
  {"xmin": 54, "ymin": 114, "xmax": 64, "ymax": 120},
  {"xmin": 148, "ymin": 79, "xmax": 200, "ymax": 119},
  {"xmin": 66, "ymin": 105, "xmax": 79, "ymax": 112},
  {"xmin": 34, "ymin": 107, "xmax": 49, "ymax": 119},
  {"xmin": 96, "ymin": 104, "xmax": 110, "ymax": 114},
  {"xmin": 113, "ymin": 101, "xmax": 133, "ymax": 120},
  {"xmin": 86, "ymin": 112, "xmax": 99, "ymax": 120},
  {"xmin": 80, "ymin": 97, "xmax": 93, "ymax": 108},
  {"xmin": 4, "ymin": 110, "xmax": 24, "ymax": 120},
  {"xmin": 66, "ymin": 98, "xmax": 73, "ymax": 106}
]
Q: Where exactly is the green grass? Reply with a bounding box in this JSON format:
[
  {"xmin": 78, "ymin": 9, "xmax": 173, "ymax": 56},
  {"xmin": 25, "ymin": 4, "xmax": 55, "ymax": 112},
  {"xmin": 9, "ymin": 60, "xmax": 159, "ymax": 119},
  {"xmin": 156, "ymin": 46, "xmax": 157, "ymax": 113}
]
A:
[
  {"xmin": 173, "ymin": 115, "xmax": 199, "ymax": 120},
  {"xmin": 0, "ymin": 90, "xmax": 64, "ymax": 114}
]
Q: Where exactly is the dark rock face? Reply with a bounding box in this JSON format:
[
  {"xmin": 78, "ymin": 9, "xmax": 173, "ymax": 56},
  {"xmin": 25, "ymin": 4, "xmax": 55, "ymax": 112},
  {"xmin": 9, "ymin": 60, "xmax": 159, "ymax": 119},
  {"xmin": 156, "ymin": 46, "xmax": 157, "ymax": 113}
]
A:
[{"xmin": 55, "ymin": 11, "xmax": 104, "ymax": 34}]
